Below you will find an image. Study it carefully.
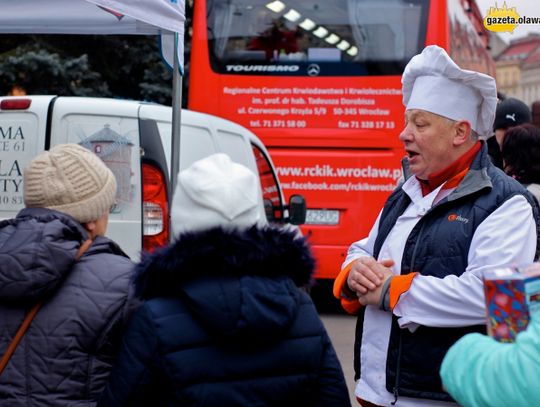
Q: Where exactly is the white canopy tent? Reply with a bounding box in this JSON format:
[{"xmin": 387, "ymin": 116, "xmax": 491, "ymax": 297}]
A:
[{"xmin": 0, "ymin": 0, "xmax": 186, "ymax": 189}]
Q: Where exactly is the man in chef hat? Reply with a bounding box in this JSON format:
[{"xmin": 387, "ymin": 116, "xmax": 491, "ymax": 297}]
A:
[{"xmin": 333, "ymin": 45, "xmax": 540, "ymax": 406}]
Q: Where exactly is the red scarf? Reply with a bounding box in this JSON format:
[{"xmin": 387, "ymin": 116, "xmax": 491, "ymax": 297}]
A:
[{"xmin": 418, "ymin": 141, "xmax": 481, "ymax": 196}]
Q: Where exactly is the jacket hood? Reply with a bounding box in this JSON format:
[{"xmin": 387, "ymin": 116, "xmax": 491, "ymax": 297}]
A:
[
  {"xmin": 135, "ymin": 226, "xmax": 315, "ymax": 341},
  {"xmin": 0, "ymin": 207, "xmax": 127, "ymax": 304}
]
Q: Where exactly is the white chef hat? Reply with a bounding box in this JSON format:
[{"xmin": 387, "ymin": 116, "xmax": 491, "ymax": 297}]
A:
[{"xmin": 402, "ymin": 45, "xmax": 497, "ymax": 139}]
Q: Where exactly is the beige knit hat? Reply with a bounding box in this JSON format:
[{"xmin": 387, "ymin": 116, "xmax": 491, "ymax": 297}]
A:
[{"xmin": 24, "ymin": 144, "xmax": 117, "ymax": 223}]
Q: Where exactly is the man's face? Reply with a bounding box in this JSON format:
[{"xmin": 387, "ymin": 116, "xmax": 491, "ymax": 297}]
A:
[{"xmin": 399, "ymin": 109, "xmax": 457, "ymax": 180}]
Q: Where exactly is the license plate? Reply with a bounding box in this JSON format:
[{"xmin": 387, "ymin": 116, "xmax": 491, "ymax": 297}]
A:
[{"xmin": 305, "ymin": 209, "xmax": 340, "ymax": 225}]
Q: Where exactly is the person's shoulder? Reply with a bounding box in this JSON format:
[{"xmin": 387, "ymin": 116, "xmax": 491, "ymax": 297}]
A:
[
  {"xmin": 487, "ymin": 164, "xmax": 527, "ymax": 194},
  {"xmin": 290, "ymin": 290, "xmax": 328, "ymax": 332},
  {"xmin": 76, "ymin": 238, "xmax": 135, "ymax": 281},
  {"xmin": 143, "ymin": 296, "xmax": 189, "ymax": 320},
  {"xmin": 86, "ymin": 236, "xmax": 132, "ymax": 261},
  {"xmin": 131, "ymin": 297, "xmax": 193, "ymax": 341},
  {"xmin": 481, "ymin": 167, "xmax": 540, "ymax": 215}
]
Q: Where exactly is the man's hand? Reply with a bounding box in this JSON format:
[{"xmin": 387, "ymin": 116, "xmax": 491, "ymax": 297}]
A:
[
  {"xmin": 346, "ymin": 257, "xmax": 395, "ymax": 295},
  {"xmin": 358, "ymin": 274, "xmax": 392, "ymax": 306}
]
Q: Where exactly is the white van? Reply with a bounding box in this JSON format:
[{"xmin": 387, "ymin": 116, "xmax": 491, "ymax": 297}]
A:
[{"xmin": 0, "ymin": 96, "xmax": 305, "ymax": 259}]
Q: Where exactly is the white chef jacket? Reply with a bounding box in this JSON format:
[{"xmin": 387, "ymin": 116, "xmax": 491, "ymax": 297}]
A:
[{"xmin": 345, "ymin": 175, "xmax": 537, "ymax": 407}]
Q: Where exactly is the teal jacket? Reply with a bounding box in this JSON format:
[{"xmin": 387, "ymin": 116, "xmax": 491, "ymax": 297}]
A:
[{"xmin": 440, "ymin": 313, "xmax": 540, "ymax": 407}]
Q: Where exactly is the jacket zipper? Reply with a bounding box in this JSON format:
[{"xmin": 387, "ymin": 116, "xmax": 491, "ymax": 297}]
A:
[
  {"xmin": 392, "ymin": 220, "xmax": 427, "ymax": 404},
  {"xmin": 391, "ymin": 333, "xmax": 403, "ymax": 405}
]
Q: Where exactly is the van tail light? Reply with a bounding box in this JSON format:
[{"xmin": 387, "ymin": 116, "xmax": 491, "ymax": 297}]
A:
[
  {"xmin": 142, "ymin": 163, "xmax": 169, "ymax": 252},
  {"xmin": 0, "ymin": 99, "xmax": 32, "ymax": 110}
]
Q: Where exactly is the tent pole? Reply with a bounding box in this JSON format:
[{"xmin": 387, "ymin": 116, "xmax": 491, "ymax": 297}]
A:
[{"xmin": 170, "ymin": 32, "xmax": 182, "ymax": 211}]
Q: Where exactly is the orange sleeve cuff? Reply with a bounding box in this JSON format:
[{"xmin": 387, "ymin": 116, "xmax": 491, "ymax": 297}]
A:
[
  {"xmin": 333, "ymin": 261, "xmax": 354, "ymax": 299},
  {"xmin": 389, "ymin": 272, "xmax": 419, "ymax": 310},
  {"xmin": 333, "ymin": 261, "xmax": 362, "ymax": 315}
]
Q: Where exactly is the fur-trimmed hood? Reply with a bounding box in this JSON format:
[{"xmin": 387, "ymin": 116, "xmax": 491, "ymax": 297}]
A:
[{"xmin": 134, "ymin": 226, "xmax": 315, "ymax": 340}]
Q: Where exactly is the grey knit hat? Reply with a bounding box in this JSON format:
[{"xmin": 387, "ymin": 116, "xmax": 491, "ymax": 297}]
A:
[{"xmin": 23, "ymin": 144, "xmax": 117, "ymax": 223}]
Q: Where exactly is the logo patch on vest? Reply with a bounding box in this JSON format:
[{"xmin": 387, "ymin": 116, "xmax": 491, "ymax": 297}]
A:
[{"xmin": 448, "ymin": 213, "xmax": 469, "ymax": 223}]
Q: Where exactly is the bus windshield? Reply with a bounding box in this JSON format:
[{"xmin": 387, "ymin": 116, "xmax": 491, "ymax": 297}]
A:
[{"xmin": 207, "ymin": 0, "xmax": 428, "ymax": 76}]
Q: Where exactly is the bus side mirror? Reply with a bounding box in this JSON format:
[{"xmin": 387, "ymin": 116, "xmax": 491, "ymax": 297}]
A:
[{"xmin": 288, "ymin": 194, "xmax": 306, "ymax": 225}]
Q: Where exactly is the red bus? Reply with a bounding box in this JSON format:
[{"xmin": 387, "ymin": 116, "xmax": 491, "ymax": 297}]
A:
[{"xmin": 188, "ymin": 0, "xmax": 495, "ymax": 283}]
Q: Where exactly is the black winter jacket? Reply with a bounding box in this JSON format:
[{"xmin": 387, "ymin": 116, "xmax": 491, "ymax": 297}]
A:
[
  {"xmin": 98, "ymin": 226, "xmax": 351, "ymax": 407},
  {"xmin": 0, "ymin": 208, "xmax": 136, "ymax": 406}
]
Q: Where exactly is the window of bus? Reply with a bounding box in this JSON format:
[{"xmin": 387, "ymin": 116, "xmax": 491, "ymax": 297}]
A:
[
  {"xmin": 207, "ymin": 0, "xmax": 428, "ymax": 76},
  {"xmin": 251, "ymin": 144, "xmax": 284, "ymax": 222}
]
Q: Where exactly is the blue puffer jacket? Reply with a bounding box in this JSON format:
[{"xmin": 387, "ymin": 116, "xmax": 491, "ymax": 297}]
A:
[
  {"xmin": 0, "ymin": 208, "xmax": 136, "ymax": 407},
  {"xmin": 98, "ymin": 226, "xmax": 351, "ymax": 407}
]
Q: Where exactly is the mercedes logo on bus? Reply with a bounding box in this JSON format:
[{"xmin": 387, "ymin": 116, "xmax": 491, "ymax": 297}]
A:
[{"xmin": 307, "ymin": 64, "xmax": 320, "ymax": 76}]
